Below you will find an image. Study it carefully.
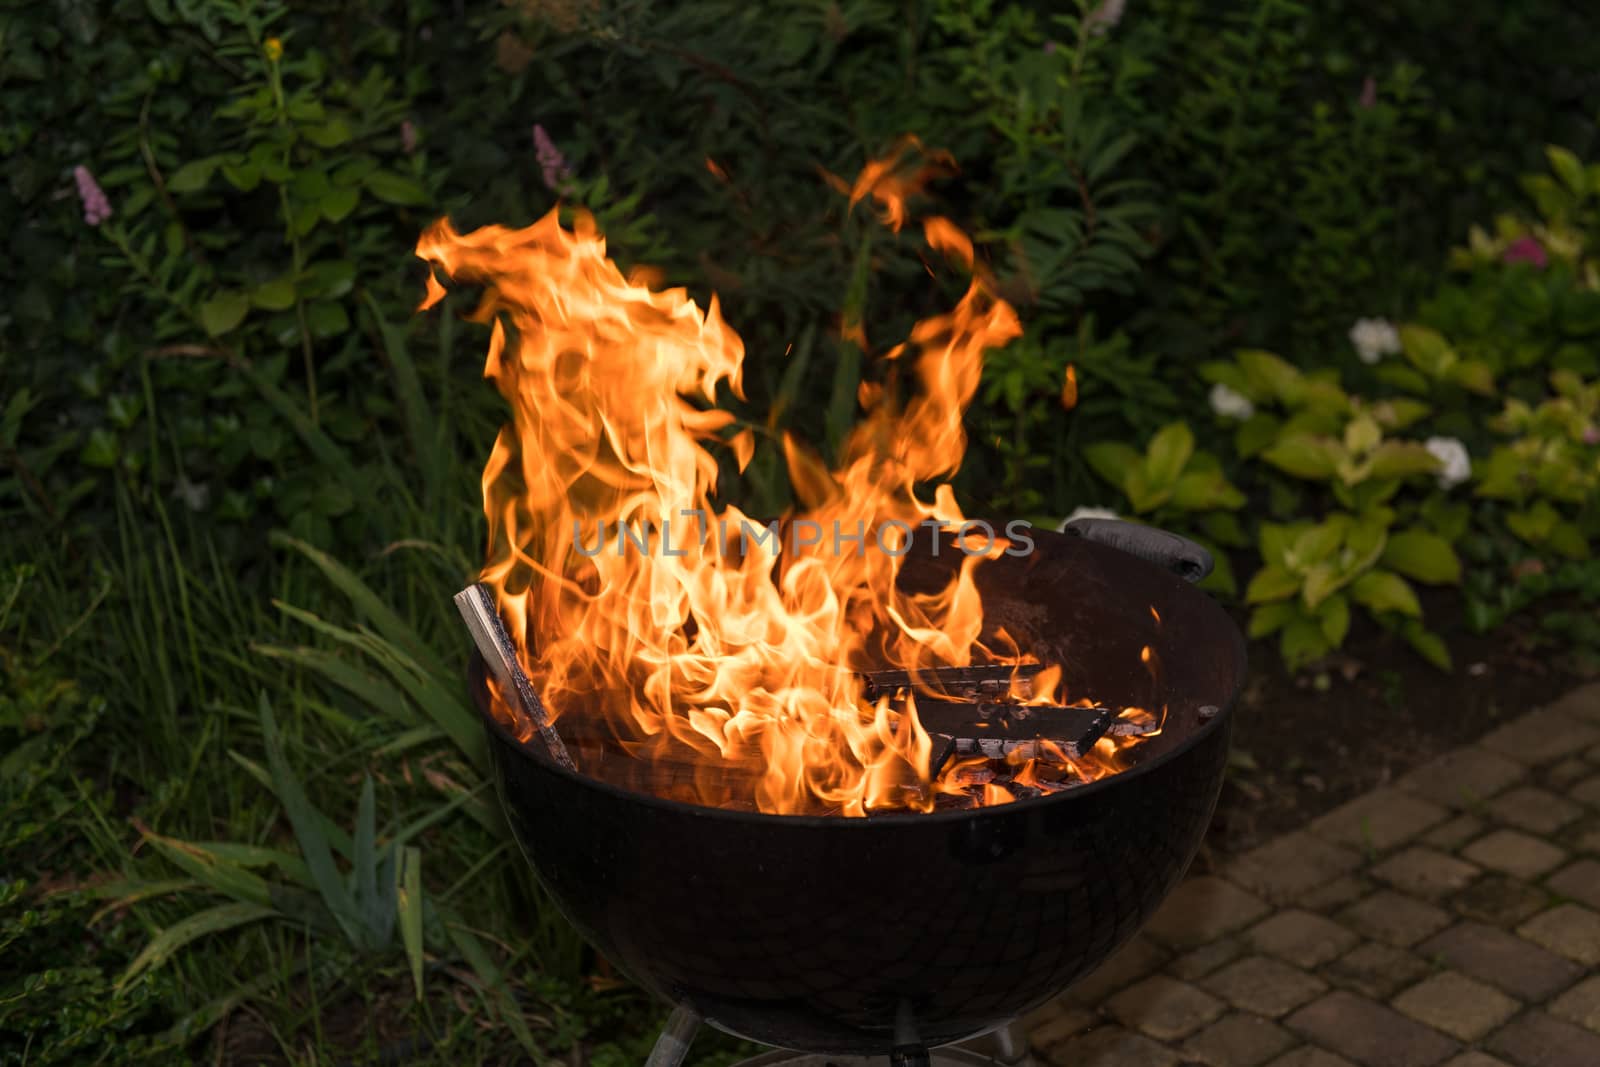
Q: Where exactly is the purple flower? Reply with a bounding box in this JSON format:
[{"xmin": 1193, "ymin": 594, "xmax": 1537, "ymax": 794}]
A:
[
  {"xmin": 1358, "ymin": 76, "xmax": 1377, "ymax": 109},
  {"xmin": 401, "ymin": 120, "xmax": 418, "ymax": 154},
  {"xmin": 1084, "ymin": 0, "xmax": 1125, "ymax": 36},
  {"xmin": 1043, "ymin": 41, "xmax": 1058, "ymax": 54},
  {"xmin": 533, "ymin": 124, "xmax": 574, "ymax": 192},
  {"xmin": 74, "ymin": 165, "xmax": 111, "ymax": 226},
  {"xmin": 1503, "ymin": 236, "xmax": 1549, "ymax": 269},
  {"xmin": 1583, "ymin": 425, "xmax": 1600, "ymax": 446}
]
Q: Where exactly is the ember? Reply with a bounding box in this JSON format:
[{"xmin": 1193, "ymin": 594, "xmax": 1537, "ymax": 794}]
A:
[{"xmin": 423, "ymin": 144, "xmax": 1165, "ymax": 815}]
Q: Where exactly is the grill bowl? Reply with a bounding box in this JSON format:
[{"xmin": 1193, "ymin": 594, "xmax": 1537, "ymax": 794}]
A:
[{"xmin": 470, "ymin": 527, "xmax": 1243, "ymax": 1053}]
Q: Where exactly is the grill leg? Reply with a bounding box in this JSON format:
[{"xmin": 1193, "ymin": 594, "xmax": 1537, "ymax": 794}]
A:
[
  {"xmin": 992, "ymin": 1018, "xmax": 1031, "ymax": 1064},
  {"xmin": 890, "ymin": 1045, "xmax": 931, "ymax": 1067},
  {"xmin": 643, "ymin": 1004, "xmax": 700, "ymax": 1067}
]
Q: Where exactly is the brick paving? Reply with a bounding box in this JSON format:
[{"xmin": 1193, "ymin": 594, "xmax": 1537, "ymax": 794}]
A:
[{"xmin": 1025, "ymin": 682, "xmax": 1600, "ymax": 1067}]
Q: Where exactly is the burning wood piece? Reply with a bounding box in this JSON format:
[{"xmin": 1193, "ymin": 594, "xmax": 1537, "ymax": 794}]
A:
[
  {"xmin": 453, "ymin": 583, "xmax": 576, "ymax": 770},
  {"xmin": 913, "ymin": 699, "xmax": 1114, "ymax": 775},
  {"xmin": 859, "ymin": 663, "xmax": 1044, "ymax": 702}
]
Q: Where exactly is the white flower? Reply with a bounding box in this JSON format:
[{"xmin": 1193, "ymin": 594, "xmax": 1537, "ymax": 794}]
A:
[
  {"xmin": 1084, "ymin": 0, "xmax": 1126, "ymax": 36},
  {"xmin": 1208, "ymin": 382, "xmax": 1255, "ymax": 420},
  {"xmin": 171, "ymin": 476, "xmax": 210, "ymax": 511},
  {"xmin": 1424, "ymin": 436, "xmax": 1471, "ymax": 490},
  {"xmin": 1349, "ymin": 317, "xmax": 1402, "ymax": 365},
  {"xmin": 1058, "ymin": 506, "xmax": 1118, "ymax": 532}
]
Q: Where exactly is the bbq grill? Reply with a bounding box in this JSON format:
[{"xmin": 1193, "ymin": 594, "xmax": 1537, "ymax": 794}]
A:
[{"xmin": 465, "ymin": 519, "xmax": 1244, "ymax": 1064}]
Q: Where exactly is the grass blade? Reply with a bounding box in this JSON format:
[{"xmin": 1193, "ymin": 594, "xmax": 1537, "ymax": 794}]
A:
[
  {"xmin": 443, "ymin": 913, "xmax": 538, "ymax": 1056},
  {"xmin": 397, "ymin": 846, "xmax": 424, "ymax": 1001},
  {"xmin": 138, "ymin": 829, "xmax": 274, "ymax": 908},
  {"xmin": 354, "ymin": 775, "xmax": 379, "ymax": 948},
  {"xmin": 258, "ymin": 693, "xmax": 363, "ymax": 947},
  {"xmin": 270, "ymin": 533, "xmax": 449, "ymax": 679},
  {"xmin": 116, "ymin": 901, "xmax": 278, "ymax": 994}
]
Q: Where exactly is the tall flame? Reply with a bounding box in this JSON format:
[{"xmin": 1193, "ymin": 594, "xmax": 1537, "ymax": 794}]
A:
[{"xmin": 419, "ymin": 146, "xmax": 1137, "ymax": 815}]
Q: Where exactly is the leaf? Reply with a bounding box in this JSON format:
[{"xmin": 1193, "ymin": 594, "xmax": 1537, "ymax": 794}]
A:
[
  {"xmin": 1082, "ymin": 441, "xmax": 1142, "ymax": 492},
  {"xmin": 200, "ymin": 291, "xmax": 250, "ymax": 336},
  {"xmin": 1300, "ymin": 563, "xmax": 1343, "ymax": 610},
  {"xmin": 306, "ymin": 300, "xmax": 350, "ymax": 338},
  {"xmin": 1367, "ymin": 441, "xmax": 1441, "ymax": 481},
  {"xmin": 220, "ymin": 159, "xmax": 261, "ymax": 192},
  {"xmin": 117, "ymin": 902, "xmax": 277, "ymax": 993},
  {"xmin": 1506, "ymin": 501, "xmax": 1560, "ymax": 544},
  {"xmin": 1382, "ymin": 529, "xmax": 1462, "ymax": 584},
  {"xmin": 167, "ymin": 158, "xmax": 219, "ymax": 193},
  {"xmin": 1246, "ymin": 565, "xmax": 1299, "ymax": 604},
  {"xmin": 1373, "ymin": 398, "xmax": 1431, "ymax": 431},
  {"xmin": 397, "ymin": 847, "xmax": 424, "ymax": 1000},
  {"xmin": 1343, "ymin": 413, "xmax": 1381, "ymax": 455},
  {"xmin": 321, "ymin": 186, "xmax": 359, "ymax": 223},
  {"xmin": 302, "ymin": 119, "xmax": 353, "ymax": 148},
  {"xmin": 1402, "ymin": 623, "xmax": 1453, "ymax": 671},
  {"xmin": 1201, "ymin": 511, "xmax": 1250, "ymax": 548},
  {"xmin": 1375, "ymin": 364, "xmax": 1431, "ymax": 395},
  {"xmin": 1399, "ymin": 324, "xmax": 1456, "ymax": 377},
  {"xmin": 1318, "ymin": 593, "xmax": 1351, "ymax": 647},
  {"xmin": 1349, "ymin": 570, "xmax": 1422, "ymax": 617},
  {"xmin": 1262, "ymin": 435, "xmax": 1341, "ymax": 480},
  {"xmin": 1249, "ymin": 601, "xmax": 1297, "ymax": 638},
  {"xmin": 251, "ymin": 279, "xmax": 297, "ymax": 311},
  {"xmin": 354, "ymin": 776, "xmax": 378, "ymax": 920},
  {"xmin": 259, "ymin": 695, "xmax": 364, "ymax": 947},
  {"xmin": 1445, "ymin": 360, "xmax": 1496, "ymax": 396},
  {"xmin": 139, "ymin": 833, "xmax": 274, "ymax": 906},
  {"xmin": 1171, "ymin": 467, "xmax": 1244, "ymax": 511},
  {"xmin": 1547, "ymin": 520, "xmax": 1591, "ymax": 559},
  {"xmin": 364, "ymin": 170, "xmax": 428, "ymax": 206},
  {"xmin": 1236, "ymin": 349, "xmax": 1303, "ymax": 404},
  {"xmin": 1143, "ymin": 422, "xmax": 1195, "ymax": 493},
  {"xmin": 443, "ymin": 915, "xmax": 538, "ymax": 1055},
  {"xmin": 1280, "ymin": 617, "xmax": 1329, "ymax": 671},
  {"xmin": 1234, "ymin": 413, "xmax": 1280, "ymax": 458},
  {"xmin": 1548, "ymin": 145, "xmax": 1588, "ymax": 197}
]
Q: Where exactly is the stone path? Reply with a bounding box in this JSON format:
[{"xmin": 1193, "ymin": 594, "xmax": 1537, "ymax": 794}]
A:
[{"xmin": 1023, "ymin": 682, "xmax": 1600, "ymax": 1067}]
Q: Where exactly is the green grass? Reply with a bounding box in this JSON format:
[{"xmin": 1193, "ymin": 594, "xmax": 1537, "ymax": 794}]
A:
[{"xmin": 0, "ymin": 299, "xmax": 764, "ymax": 1064}]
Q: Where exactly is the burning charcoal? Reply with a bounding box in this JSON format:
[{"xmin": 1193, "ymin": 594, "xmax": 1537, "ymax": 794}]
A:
[
  {"xmin": 913, "ymin": 700, "xmax": 1113, "ymax": 758},
  {"xmin": 859, "ymin": 663, "xmax": 1044, "ymax": 702}
]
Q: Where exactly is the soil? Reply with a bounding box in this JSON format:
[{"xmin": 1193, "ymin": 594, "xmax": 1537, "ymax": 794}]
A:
[{"xmin": 1201, "ymin": 584, "xmax": 1592, "ymax": 858}]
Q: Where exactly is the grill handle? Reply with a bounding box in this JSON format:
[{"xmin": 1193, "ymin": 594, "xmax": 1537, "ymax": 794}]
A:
[{"xmin": 1061, "ymin": 517, "xmax": 1214, "ymax": 584}]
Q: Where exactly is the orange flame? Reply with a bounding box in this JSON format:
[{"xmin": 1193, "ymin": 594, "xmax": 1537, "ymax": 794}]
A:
[{"xmin": 419, "ymin": 147, "xmax": 1155, "ymax": 815}]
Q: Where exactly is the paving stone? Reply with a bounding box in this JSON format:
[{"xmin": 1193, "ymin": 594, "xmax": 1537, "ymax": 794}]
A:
[
  {"xmin": 1371, "ymin": 847, "xmax": 1482, "ymax": 897},
  {"xmin": 1439, "ymin": 1055, "xmax": 1514, "ymax": 1067},
  {"xmin": 1338, "ymin": 890, "xmax": 1452, "ymax": 947},
  {"xmin": 1266, "ymin": 1049, "xmax": 1360, "ymax": 1067},
  {"xmin": 1546, "ymin": 681, "xmax": 1600, "ymax": 725},
  {"xmin": 1040, "ymin": 1023, "xmax": 1180, "ymax": 1067},
  {"xmin": 1462, "ymin": 830, "xmax": 1568, "ymax": 879},
  {"xmin": 1448, "ymin": 874, "xmax": 1552, "ymax": 926},
  {"xmin": 1105, "ymin": 974, "xmax": 1226, "ymax": 1041},
  {"xmin": 1226, "ymin": 833, "xmax": 1365, "ymax": 903},
  {"xmin": 1300, "ymin": 876, "xmax": 1370, "ymax": 912},
  {"xmin": 1246, "ymin": 909, "xmax": 1360, "ymax": 968},
  {"xmin": 1425, "ymin": 815, "xmax": 1486, "ymax": 851},
  {"xmin": 1285, "ymin": 991, "xmax": 1459, "ymax": 1067},
  {"xmin": 1485, "ymin": 787, "xmax": 1584, "ymax": 834},
  {"xmin": 1419, "ymin": 921, "xmax": 1582, "ymax": 1000},
  {"xmin": 1487, "ymin": 1011, "xmax": 1600, "ymax": 1067},
  {"xmin": 1401, "ymin": 747, "xmax": 1526, "ymax": 808},
  {"xmin": 1392, "ymin": 971, "xmax": 1520, "ymax": 1041},
  {"xmin": 1479, "ymin": 706, "xmax": 1600, "ymax": 766},
  {"xmin": 1574, "ymin": 776, "xmax": 1600, "ymax": 809},
  {"xmin": 1181, "ymin": 1012, "xmax": 1297, "ymax": 1066},
  {"xmin": 1170, "ymin": 935, "xmax": 1244, "ymax": 980},
  {"xmin": 1065, "ymin": 935, "xmax": 1169, "ymax": 1005},
  {"xmin": 1142, "ymin": 876, "xmax": 1271, "ymax": 948},
  {"xmin": 1309, "ymin": 788, "xmax": 1449, "ymax": 853},
  {"xmin": 1322, "ymin": 942, "xmax": 1430, "ymax": 999},
  {"xmin": 1025, "ymin": 998, "xmax": 1096, "ymax": 1046},
  {"xmin": 1545, "ymin": 859, "xmax": 1600, "ymax": 911},
  {"xmin": 1517, "ymin": 903, "xmax": 1600, "ymax": 966},
  {"xmin": 1205, "ymin": 955, "xmax": 1328, "ymax": 1018},
  {"xmin": 1546, "ymin": 758, "xmax": 1591, "ymax": 787},
  {"xmin": 1549, "ymin": 975, "xmax": 1600, "ymax": 1032}
]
